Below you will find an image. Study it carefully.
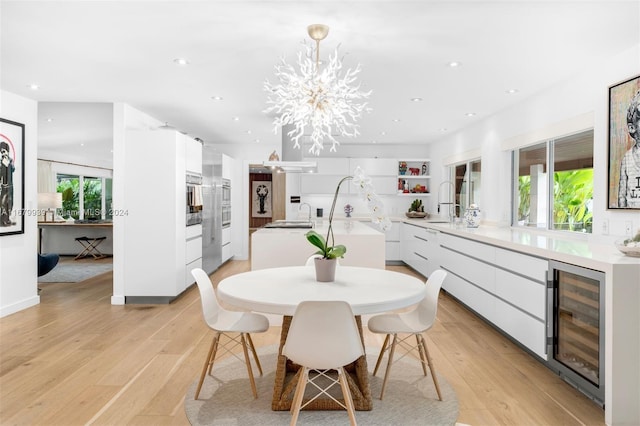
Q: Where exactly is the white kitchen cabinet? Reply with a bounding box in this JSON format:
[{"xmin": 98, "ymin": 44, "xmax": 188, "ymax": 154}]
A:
[
  {"xmin": 349, "ymin": 158, "xmax": 396, "ymax": 176},
  {"xmin": 123, "ymin": 129, "xmax": 198, "ymax": 302},
  {"xmin": 401, "ymin": 223, "xmax": 440, "ymax": 277},
  {"xmin": 185, "ymin": 137, "xmax": 202, "ymax": 174},
  {"xmin": 222, "ymin": 154, "xmax": 233, "ymax": 180},
  {"xmin": 300, "ymin": 174, "xmax": 345, "ymax": 194},
  {"xmin": 222, "ymin": 226, "xmax": 232, "ymax": 262},
  {"xmin": 438, "ymin": 232, "xmax": 548, "ymax": 359},
  {"xmin": 310, "ymin": 157, "xmax": 349, "ymax": 175}
]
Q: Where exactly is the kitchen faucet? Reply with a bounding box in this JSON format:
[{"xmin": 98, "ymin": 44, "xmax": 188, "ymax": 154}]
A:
[
  {"xmin": 437, "ymin": 180, "xmax": 459, "ymax": 223},
  {"xmin": 299, "ymin": 202, "xmax": 312, "ymax": 222}
]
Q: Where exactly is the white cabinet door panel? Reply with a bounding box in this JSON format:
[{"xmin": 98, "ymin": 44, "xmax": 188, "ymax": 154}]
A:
[
  {"xmin": 186, "ymin": 236, "xmax": 203, "ymax": 264},
  {"xmin": 493, "ymin": 300, "xmax": 547, "ymax": 359},
  {"xmin": 349, "ymin": 158, "xmax": 396, "ymax": 176},
  {"xmin": 495, "ymin": 269, "xmax": 546, "ymax": 320},
  {"xmin": 494, "ymin": 247, "xmax": 547, "ymax": 282},
  {"xmin": 440, "ymin": 233, "xmax": 495, "ymax": 264},
  {"xmin": 386, "ymin": 241, "xmax": 401, "ymax": 261},
  {"xmin": 440, "ymin": 247, "xmax": 495, "ymax": 293},
  {"xmin": 443, "ymin": 273, "xmax": 496, "ymax": 323}
]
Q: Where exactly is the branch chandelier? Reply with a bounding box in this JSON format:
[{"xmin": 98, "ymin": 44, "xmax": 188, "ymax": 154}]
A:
[{"xmin": 264, "ymin": 24, "xmax": 371, "ymax": 156}]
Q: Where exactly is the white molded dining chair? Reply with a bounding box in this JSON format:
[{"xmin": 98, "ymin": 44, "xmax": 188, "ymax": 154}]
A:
[
  {"xmin": 191, "ymin": 268, "xmax": 270, "ymax": 400},
  {"xmin": 283, "ymin": 300, "xmax": 364, "ymax": 426},
  {"xmin": 367, "ymin": 269, "xmax": 447, "ymax": 400}
]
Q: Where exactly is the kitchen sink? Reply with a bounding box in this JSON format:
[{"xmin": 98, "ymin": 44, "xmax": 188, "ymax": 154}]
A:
[{"xmin": 263, "ymin": 220, "xmax": 314, "ymax": 229}]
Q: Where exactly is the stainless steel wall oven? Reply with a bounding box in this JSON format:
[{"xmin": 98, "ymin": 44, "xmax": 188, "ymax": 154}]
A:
[
  {"xmin": 547, "ymin": 260, "xmax": 605, "ymax": 406},
  {"xmin": 221, "ymin": 178, "xmax": 231, "ymax": 228},
  {"xmin": 186, "ymin": 173, "xmax": 203, "ymax": 226}
]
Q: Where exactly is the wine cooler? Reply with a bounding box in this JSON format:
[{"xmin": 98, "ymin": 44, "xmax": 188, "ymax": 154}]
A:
[{"xmin": 547, "ymin": 260, "xmax": 605, "ymax": 405}]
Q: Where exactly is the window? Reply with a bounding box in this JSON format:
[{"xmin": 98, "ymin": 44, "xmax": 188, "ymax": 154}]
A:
[
  {"xmin": 56, "ymin": 173, "xmax": 112, "ymax": 220},
  {"xmin": 513, "ymin": 130, "xmax": 593, "ymax": 233},
  {"xmin": 445, "ymin": 159, "xmax": 481, "ymax": 219}
]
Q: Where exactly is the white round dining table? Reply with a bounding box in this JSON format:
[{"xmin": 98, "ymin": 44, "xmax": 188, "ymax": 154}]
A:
[{"xmin": 216, "ymin": 265, "xmax": 426, "ymax": 316}]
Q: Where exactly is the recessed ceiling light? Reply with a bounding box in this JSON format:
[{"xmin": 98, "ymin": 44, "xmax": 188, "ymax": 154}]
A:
[
  {"xmin": 440, "ymin": 128, "xmax": 447, "ymax": 132},
  {"xmin": 410, "ymin": 97, "xmax": 423, "ymax": 102},
  {"xmin": 211, "ymin": 96, "xmax": 223, "ymax": 101},
  {"xmin": 80, "ymin": 143, "xmax": 84, "ymax": 146},
  {"xmin": 392, "ymin": 118, "xmax": 401, "ymax": 123},
  {"xmin": 246, "ymin": 130, "xmax": 252, "ymax": 134},
  {"xmin": 254, "ymin": 139, "xmax": 260, "ymax": 143},
  {"xmin": 380, "ymin": 131, "xmax": 387, "ymax": 136},
  {"xmin": 27, "ymin": 83, "xmax": 39, "ymax": 90},
  {"xmin": 465, "ymin": 112, "xmax": 476, "ymax": 117},
  {"xmin": 232, "ymin": 116, "xmax": 240, "ymax": 121},
  {"xmin": 447, "ymin": 61, "xmax": 461, "ymax": 68},
  {"xmin": 173, "ymin": 58, "xmax": 189, "ymax": 66},
  {"xmin": 46, "ymin": 118, "xmax": 53, "ymax": 123},
  {"xmin": 505, "ymin": 88, "xmax": 519, "ymax": 94}
]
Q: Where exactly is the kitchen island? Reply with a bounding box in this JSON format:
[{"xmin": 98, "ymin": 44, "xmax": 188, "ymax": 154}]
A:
[{"xmin": 251, "ymin": 219, "xmax": 385, "ymax": 270}]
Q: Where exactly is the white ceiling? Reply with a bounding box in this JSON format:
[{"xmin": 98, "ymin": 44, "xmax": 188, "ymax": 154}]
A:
[{"xmin": 2, "ymin": 1, "xmax": 639, "ymax": 167}]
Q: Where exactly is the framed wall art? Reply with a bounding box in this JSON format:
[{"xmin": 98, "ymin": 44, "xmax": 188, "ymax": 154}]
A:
[
  {"xmin": 0, "ymin": 118, "xmax": 25, "ymax": 235},
  {"xmin": 252, "ymin": 180, "xmax": 272, "ymax": 218},
  {"xmin": 608, "ymin": 75, "xmax": 640, "ymax": 209}
]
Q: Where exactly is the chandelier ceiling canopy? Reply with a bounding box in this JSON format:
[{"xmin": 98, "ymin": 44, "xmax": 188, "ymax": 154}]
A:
[{"xmin": 264, "ymin": 24, "xmax": 371, "ymax": 156}]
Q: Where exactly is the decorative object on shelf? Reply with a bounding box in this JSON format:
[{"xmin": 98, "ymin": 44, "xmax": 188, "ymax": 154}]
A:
[
  {"xmin": 406, "ymin": 198, "xmax": 428, "ymax": 218},
  {"xmin": 399, "ymin": 162, "xmax": 407, "ymax": 175},
  {"xmin": 421, "ymin": 162, "xmax": 429, "ymax": 176},
  {"xmin": 305, "ymin": 167, "xmax": 390, "ymax": 282},
  {"xmin": 615, "ymin": 229, "xmax": 640, "ymax": 257},
  {"xmin": 264, "ymin": 24, "xmax": 371, "ymax": 156},
  {"xmin": 463, "ymin": 204, "xmax": 481, "ymax": 228},
  {"xmin": 344, "ymin": 204, "xmax": 353, "ymax": 218}
]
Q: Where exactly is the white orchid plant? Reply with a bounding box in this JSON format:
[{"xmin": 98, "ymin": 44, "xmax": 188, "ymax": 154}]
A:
[{"xmin": 305, "ymin": 167, "xmax": 391, "ymax": 259}]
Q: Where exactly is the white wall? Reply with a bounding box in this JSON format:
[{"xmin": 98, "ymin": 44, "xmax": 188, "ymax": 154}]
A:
[
  {"xmin": 0, "ymin": 91, "xmax": 39, "ymax": 317},
  {"xmin": 429, "ymin": 43, "xmax": 640, "ymax": 243},
  {"xmin": 111, "ymin": 102, "xmax": 164, "ymax": 304}
]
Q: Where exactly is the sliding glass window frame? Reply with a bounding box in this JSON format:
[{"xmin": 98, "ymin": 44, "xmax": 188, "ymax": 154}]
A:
[{"xmin": 511, "ymin": 129, "xmax": 594, "ymax": 234}]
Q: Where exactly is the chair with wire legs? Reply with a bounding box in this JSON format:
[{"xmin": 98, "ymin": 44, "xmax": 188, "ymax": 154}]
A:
[
  {"xmin": 283, "ymin": 300, "xmax": 364, "ymax": 426},
  {"xmin": 367, "ymin": 269, "xmax": 447, "ymax": 401},
  {"xmin": 191, "ymin": 268, "xmax": 270, "ymax": 400}
]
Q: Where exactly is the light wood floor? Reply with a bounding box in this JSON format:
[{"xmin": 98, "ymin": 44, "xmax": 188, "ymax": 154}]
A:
[{"xmin": 1, "ymin": 260, "xmax": 604, "ymax": 425}]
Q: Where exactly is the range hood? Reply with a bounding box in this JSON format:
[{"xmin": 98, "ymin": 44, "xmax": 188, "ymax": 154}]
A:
[{"xmin": 263, "ymin": 125, "xmax": 318, "ymax": 173}]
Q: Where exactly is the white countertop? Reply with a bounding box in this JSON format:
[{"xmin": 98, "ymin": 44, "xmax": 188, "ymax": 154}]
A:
[
  {"xmin": 403, "ymin": 218, "xmax": 640, "ymax": 271},
  {"xmin": 254, "ymin": 219, "xmax": 384, "ymax": 236}
]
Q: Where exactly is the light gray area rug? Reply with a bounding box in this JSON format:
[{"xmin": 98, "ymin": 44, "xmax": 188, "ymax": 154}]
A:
[
  {"xmin": 184, "ymin": 345, "xmax": 459, "ymax": 425},
  {"xmin": 38, "ymin": 262, "xmax": 113, "ymax": 283}
]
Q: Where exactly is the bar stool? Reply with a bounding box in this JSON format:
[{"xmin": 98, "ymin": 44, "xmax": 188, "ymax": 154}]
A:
[{"xmin": 74, "ymin": 236, "xmax": 107, "ymax": 260}]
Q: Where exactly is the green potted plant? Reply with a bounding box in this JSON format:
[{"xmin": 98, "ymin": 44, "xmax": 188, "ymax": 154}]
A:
[{"xmin": 405, "ymin": 198, "xmax": 427, "ymax": 218}]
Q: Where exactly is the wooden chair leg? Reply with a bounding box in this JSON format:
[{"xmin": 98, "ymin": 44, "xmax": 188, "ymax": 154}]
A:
[
  {"xmin": 246, "ymin": 333, "xmax": 263, "ymax": 376},
  {"xmin": 240, "ymin": 333, "xmax": 259, "ymax": 398},
  {"xmin": 416, "ymin": 334, "xmax": 428, "ymax": 376},
  {"xmin": 338, "ymin": 367, "xmax": 358, "ymax": 426},
  {"xmin": 290, "ymin": 367, "xmax": 308, "ymax": 425},
  {"xmin": 208, "ymin": 333, "xmax": 221, "ymax": 375},
  {"xmin": 195, "ymin": 333, "xmax": 219, "ymax": 400},
  {"xmin": 380, "ymin": 334, "xmax": 398, "ymax": 400},
  {"xmin": 421, "ymin": 336, "xmax": 443, "ymax": 401},
  {"xmin": 372, "ymin": 334, "xmax": 390, "ymax": 376}
]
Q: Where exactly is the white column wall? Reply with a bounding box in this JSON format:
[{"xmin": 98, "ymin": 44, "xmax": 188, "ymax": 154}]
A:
[{"xmin": 0, "ymin": 91, "xmax": 39, "ymax": 317}]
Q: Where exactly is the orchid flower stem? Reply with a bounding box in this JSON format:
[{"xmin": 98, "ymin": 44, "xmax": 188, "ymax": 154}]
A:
[{"xmin": 326, "ymin": 175, "xmax": 353, "ymax": 253}]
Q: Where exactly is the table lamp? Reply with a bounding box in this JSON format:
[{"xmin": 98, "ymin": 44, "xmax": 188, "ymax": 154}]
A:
[{"xmin": 38, "ymin": 192, "xmax": 63, "ymax": 222}]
